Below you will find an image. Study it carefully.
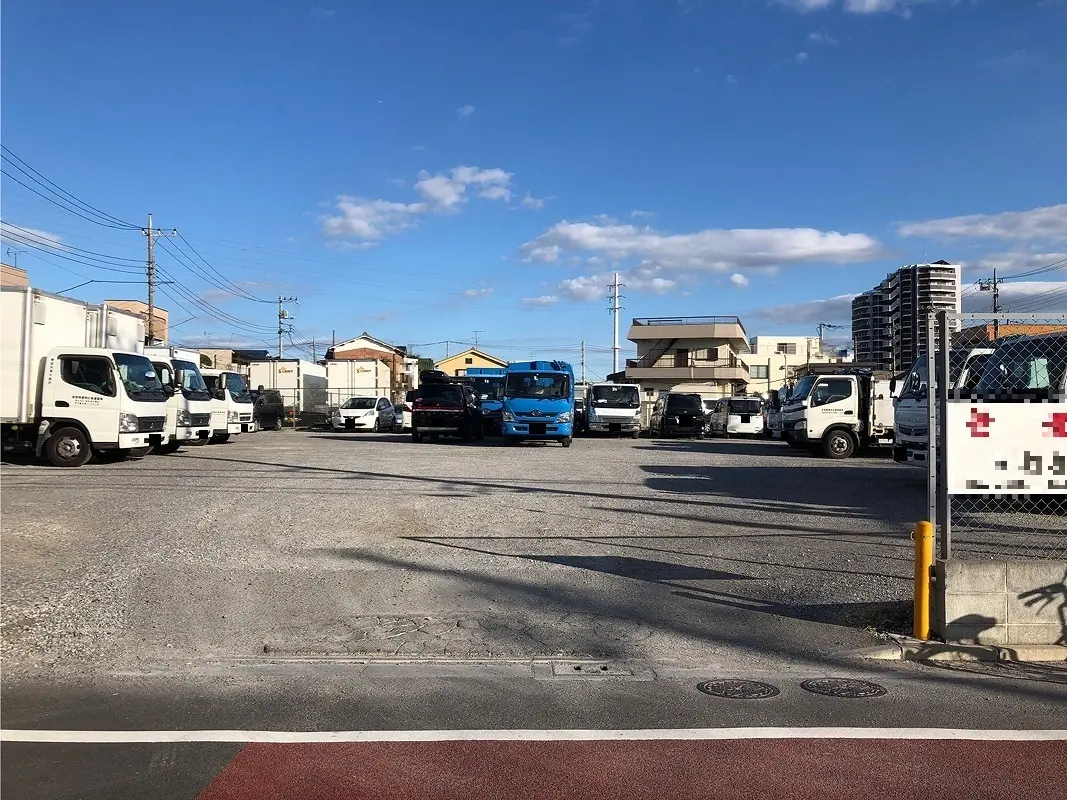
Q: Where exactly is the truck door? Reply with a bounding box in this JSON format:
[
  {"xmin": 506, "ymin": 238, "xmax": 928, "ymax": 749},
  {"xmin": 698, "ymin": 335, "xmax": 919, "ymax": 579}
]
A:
[
  {"xmin": 808, "ymin": 377, "xmax": 856, "ymax": 435},
  {"xmin": 52, "ymin": 354, "xmax": 120, "ymax": 444}
]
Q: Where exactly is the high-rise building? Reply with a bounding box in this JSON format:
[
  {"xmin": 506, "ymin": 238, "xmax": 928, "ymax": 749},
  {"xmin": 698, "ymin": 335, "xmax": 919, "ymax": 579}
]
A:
[{"xmin": 851, "ymin": 261, "xmax": 961, "ymax": 372}]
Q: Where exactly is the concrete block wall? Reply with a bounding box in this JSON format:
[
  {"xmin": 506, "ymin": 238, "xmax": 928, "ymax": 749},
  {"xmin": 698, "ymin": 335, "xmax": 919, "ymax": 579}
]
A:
[{"xmin": 934, "ymin": 559, "xmax": 1067, "ymax": 646}]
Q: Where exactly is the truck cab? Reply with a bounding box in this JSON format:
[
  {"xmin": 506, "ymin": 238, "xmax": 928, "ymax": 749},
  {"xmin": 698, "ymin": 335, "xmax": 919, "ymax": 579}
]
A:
[
  {"xmin": 37, "ymin": 347, "xmax": 169, "ymax": 466},
  {"xmin": 500, "ymin": 360, "xmax": 575, "ymax": 447},
  {"xmin": 584, "ymin": 382, "xmax": 642, "ymax": 438},
  {"xmin": 145, "ymin": 346, "xmax": 213, "ymax": 453},
  {"xmin": 782, "ymin": 370, "xmax": 895, "ymax": 459},
  {"xmin": 893, "ymin": 347, "xmax": 994, "ymax": 467},
  {"xmin": 465, "ymin": 367, "xmax": 507, "ymax": 435},
  {"xmin": 200, "ymin": 368, "xmax": 254, "ymax": 443}
]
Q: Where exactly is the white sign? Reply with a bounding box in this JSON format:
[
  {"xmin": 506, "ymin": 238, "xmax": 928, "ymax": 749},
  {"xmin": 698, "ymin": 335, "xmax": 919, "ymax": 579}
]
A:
[{"xmin": 945, "ymin": 402, "xmax": 1067, "ymax": 494}]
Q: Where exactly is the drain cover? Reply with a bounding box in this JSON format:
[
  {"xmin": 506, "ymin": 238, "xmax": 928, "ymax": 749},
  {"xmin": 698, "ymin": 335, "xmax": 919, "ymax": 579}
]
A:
[
  {"xmin": 697, "ymin": 679, "xmax": 781, "ymax": 699},
  {"xmin": 800, "ymin": 677, "xmax": 887, "ymax": 698}
]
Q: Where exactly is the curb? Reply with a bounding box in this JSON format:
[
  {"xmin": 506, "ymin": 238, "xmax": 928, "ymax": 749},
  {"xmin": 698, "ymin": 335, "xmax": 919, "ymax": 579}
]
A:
[{"xmin": 847, "ymin": 636, "xmax": 1067, "ymax": 663}]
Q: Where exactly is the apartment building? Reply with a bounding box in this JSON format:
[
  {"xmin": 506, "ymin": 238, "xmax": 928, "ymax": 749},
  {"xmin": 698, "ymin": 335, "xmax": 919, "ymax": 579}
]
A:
[
  {"xmin": 746, "ymin": 335, "xmax": 839, "ymax": 393},
  {"xmin": 608, "ymin": 316, "xmax": 751, "ymax": 398},
  {"xmin": 851, "ymin": 261, "xmax": 961, "ymax": 372}
]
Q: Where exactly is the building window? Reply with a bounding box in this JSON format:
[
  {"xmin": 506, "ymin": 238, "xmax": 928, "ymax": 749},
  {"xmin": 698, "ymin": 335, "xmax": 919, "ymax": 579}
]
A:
[
  {"xmin": 776, "ymin": 342, "xmax": 797, "ymax": 355},
  {"xmin": 464, "ymin": 357, "xmax": 473, "ymax": 365},
  {"xmin": 705, "ymin": 347, "xmax": 719, "ymax": 361},
  {"xmin": 750, "ymin": 365, "xmax": 769, "ymax": 379}
]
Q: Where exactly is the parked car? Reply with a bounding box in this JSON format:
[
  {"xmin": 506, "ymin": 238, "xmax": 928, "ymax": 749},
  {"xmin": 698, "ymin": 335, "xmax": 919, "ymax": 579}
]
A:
[
  {"xmin": 330, "ymin": 396, "xmax": 395, "ymax": 432},
  {"xmin": 708, "ymin": 396, "xmax": 765, "ymax": 438},
  {"xmin": 411, "ymin": 379, "xmax": 483, "ymax": 443},
  {"xmin": 650, "ymin": 392, "xmax": 706, "ymax": 438},
  {"xmin": 252, "ymin": 388, "xmax": 286, "ymax": 431}
]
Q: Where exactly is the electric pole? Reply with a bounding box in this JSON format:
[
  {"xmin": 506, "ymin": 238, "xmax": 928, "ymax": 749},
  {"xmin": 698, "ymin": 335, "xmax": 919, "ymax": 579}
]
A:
[
  {"xmin": 978, "ymin": 267, "xmax": 1002, "ymax": 339},
  {"xmin": 608, "ymin": 272, "xmax": 624, "ymax": 375},
  {"xmin": 142, "ymin": 213, "xmax": 177, "ymax": 345},
  {"xmin": 472, "ymin": 330, "xmax": 484, "ymax": 348},
  {"xmin": 580, "ymin": 340, "xmax": 586, "ymax": 385},
  {"xmin": 277, "ymin": 295, "xmax": 298, "ymax": 358}
]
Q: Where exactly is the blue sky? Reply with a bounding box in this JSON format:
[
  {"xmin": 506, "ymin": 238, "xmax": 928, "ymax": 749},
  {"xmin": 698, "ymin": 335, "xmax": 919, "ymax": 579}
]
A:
[{"xmin": 2, "ymin": 0, "xmax": 1065, "ymax": 379}]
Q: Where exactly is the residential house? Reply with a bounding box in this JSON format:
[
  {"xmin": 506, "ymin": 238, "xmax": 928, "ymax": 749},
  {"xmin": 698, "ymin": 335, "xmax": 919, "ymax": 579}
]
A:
[
  {"xmin": 104, "ymin": 299, "xmax": 169, "ymax": 343},
  {"xmin": 954, "ymin": 322, "xmax": 1067, "ymax": 346},
  {"xmin": 197, "ymin": 349, "xmax": 270, "ymax": 379},
  {"xmin": 608, "ymin": 316, "xmax": 751, "ymax": 398},
  {"xmin": 327, "ymin": 332, "xmax": 418, "ymax": 400},
  {"xmin": 435, "ymin": 348, "xmax": 508, "ymax": 377},
  {"xmin": 1, "ymin": 263, "xmax": 29, "ymax": 287}
]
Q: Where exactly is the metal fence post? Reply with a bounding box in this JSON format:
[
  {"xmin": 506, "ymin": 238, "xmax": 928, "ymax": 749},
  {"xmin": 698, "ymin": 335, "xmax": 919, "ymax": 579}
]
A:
[
  {"xmin": 935, "ymin": 310, "xmax": 952, "ymax": 561},
  {"xmin": 926, "ymin": 311, "xmax": 938, "ymax": 538}
]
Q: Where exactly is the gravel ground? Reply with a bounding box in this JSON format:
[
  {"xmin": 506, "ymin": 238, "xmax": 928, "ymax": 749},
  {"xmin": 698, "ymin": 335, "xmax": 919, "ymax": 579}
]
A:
[{"xmin": 1, "ymin": 431, "xmax": 925, "ymax": 678}]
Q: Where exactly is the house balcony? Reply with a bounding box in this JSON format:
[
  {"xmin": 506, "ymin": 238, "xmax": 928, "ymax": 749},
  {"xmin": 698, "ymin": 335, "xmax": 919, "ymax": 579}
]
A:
[{"xmin": 623, "ymin": 359, "xmax": 750, "ymax": 383}]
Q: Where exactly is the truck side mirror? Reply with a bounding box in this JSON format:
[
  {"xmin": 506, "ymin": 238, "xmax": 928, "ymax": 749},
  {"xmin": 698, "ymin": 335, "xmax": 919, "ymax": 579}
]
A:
[
  {"xmin": 889, "ymin": 378, "xmax": 897, "ymax": 393},
  {"xmin": 164, "ymin": 385, "xmax": 176, "ymax": 397},
  {"xmin": 213, "ymin": 388, "xmax": 226, "ymax": 401}
]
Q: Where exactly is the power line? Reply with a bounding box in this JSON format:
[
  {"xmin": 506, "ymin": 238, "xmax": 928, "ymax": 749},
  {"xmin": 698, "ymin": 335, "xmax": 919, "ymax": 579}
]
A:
[
  {"xmin": 174, "ymin": 231, "xmax": 271, "ymax": 303},
  {"xmin": 0, "ymin": 221, "xmax": 143, "ymax": 264}
]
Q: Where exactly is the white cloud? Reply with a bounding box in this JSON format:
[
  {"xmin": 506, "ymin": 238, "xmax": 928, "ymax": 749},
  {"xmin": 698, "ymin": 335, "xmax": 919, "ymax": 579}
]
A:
[
  {"xmin": 521, "ymin": 192, "xmax": 547, "ymax": 210},
  {"xmin": 963, "ymin": 250, "xmax": 1067, "ymax": 277},
  {"xmin": 898, "ymin": 204, "xmax": 1067, "ymax": 242},
  {"xmin": 321, "ymin": 197, "xmax": 426, "ymax": 240},
  {"xmin": 322, "ymin": 165, "xmax": 514, "ymax": 242},
  {"xmin": 730, "ymin": 273, "xmax": 750, "ymax": 288},
  {"xmin": 629, "ymin": 209, "xmax": 656, "ymax": 219},
  {"xmin": 725, "ymin": 74, "xmax": 739, "ymax": 85},
  {"xmin": 748, "ymin": 293, "xmax": 857, "ymax": 325},
  {"xmin": 777, "ymin": 0, "xmax": 948, "ymax": 12},
  {"xmin": 462, "ymin": 287, "xmax": 494, "ymax": 298},
  {"xmin": 808, "ymin": 30, "xmax": 838, "ymax": 44},
  {"xmin": 964, "ymin": 281, "xmax": 1067, "ymax": 313},
  {"xmin": 520, "ymin": 219, "xmax": 884, "ymax": 272},
  {"xmin": 795, "ymin": 51, "xmax": 810, "ymax": 63},
  {"xmin": 0, "ymin": 222, "xmax": 64, "ymax": 248},
  {"xmin": 414, "ymin": 166, "xmax": 512, "ymax": 211},
  {"xmin": 310, "ymin": 6, "xmax": 336, "ymax": 20},
  {"xmin": 456, "ymin": 104, "xmax": 476, "ymax": 119},
  {"xmin": 523, "ymin": 295, "xmax": 559, "ymax": 306},
  {"xmin": 554, "ymin": 267, "xmax": 678, "ymax": 303}
]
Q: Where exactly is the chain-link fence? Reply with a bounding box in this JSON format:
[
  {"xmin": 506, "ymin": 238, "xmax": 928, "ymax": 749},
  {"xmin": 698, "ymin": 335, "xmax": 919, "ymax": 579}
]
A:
[
  {"xmin": 930, "ymin": 312, "xmax": 1067, "ymax": 560},
  {"xmin": 249, "ymin": 386, "xmax": 405, "ymax": 431}
]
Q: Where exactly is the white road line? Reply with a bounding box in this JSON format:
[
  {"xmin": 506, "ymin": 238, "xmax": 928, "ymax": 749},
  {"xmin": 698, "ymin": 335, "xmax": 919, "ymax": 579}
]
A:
[{"xmin": 3, "ymin": 728, "xmax": 1066, "ymax": 744}]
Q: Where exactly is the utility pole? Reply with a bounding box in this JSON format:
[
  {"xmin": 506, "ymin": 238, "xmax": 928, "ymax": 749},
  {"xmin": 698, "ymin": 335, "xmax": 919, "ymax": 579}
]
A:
[
  {"xmin": 277, "ymin": 295, "xmax": 298, "ymax": 358},
  {"xmin": 472, "ymin": 330, "xmax": 484, "ymax": 348},
  {"xmin": 142, "ymin": 213, "xmax": 176, "ymax": 345},
  {"xmin": 607, "ymin": 272, "xmax": 624, "ymax": 375},
  {"xmin": 580, "ymin": 340, "xmax": 587, "ymax": 385},
  {"xmin": 978, "ymin": 267, "xmax": 1002, "ymax": 339}
]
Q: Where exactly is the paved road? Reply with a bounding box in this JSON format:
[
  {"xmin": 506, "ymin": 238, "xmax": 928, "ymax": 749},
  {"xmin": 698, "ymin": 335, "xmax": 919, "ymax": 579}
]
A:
[{"xmin": 3, "ymin": 432, "xmax": 1065, "ymax": 798}]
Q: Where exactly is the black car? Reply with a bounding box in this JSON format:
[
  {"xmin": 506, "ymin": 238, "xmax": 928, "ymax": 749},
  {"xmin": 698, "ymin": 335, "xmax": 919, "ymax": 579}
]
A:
[
  {"xmin": 411, "ymin": 377, "xmax": 483, "ymax": 443},
  {"xmin": 651, "ymin": 392, "xmax": 706, "ymax": 438},
  {"xmin": 252, "ymin": 388, "xmax": 286, "ymax": 430}
]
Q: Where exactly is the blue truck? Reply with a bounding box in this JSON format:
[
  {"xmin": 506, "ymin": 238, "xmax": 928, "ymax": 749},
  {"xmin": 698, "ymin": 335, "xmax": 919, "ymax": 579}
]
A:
[
  {"xmin": 464, "ymin": 367, "xmax": 507, "ymax": 435},
  {"xmin": 500, "ymin": 360, "xmax": 575, "ymax": 447}
]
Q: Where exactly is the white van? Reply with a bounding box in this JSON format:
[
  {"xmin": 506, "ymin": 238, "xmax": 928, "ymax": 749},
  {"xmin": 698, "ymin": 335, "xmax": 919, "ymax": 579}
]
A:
[{"xmin": 709, "ymin": 395, "xmax": 765, "ymax": 437}]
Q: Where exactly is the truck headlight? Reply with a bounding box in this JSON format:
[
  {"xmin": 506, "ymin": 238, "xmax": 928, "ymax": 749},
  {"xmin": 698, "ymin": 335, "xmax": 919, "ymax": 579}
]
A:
[
  {"xmin": 502, "ymin": 410, "xmax": 516, "ymax": 422},
  {"xmin": 118, "ymin": 413, "xmax": 138, "ymax": 433},
  {"xmin": 228, "ymin": 410, "xmax": 240, "ymax": 423},
  {"xmin": 793, "ymin": 421, "xmax": 805, "ymax": 430},
  {"xmin": 556, "ymin": 412, "xmax": 572, "ymax": 423},
  {"xmin": 176, "ymin": 409, "xmax": 192, "ymax": 426}
]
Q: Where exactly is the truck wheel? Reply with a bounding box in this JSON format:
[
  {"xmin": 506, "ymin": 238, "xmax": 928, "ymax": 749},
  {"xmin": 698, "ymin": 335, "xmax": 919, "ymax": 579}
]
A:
[
  {"xmin": 504, "ymin": 436, "xmax": 520, "ymax": 447},
  {"xmin": 823, "ymin": 430, "xmax": 855, "ymax": 459},
  {"xmin": 561, "ymin": 436, "xmax": 572, "ymax": 448},
  {"xmin": 631, "ymin": 431, "xmax": 640, "ymax": 440},
  {"xmin": 786, "ymin": 433, "xmax": 803, "ymax": 449},
  {"xmin": 275, "ymin": 416, "xmax": 283, "ymax": 430},
  {"xmin": 158, "ymin": 440, "xmax": 183, "ymax": 455},
  {"xmin": 412, "ymin": 431, "xmax": 423, "ymax": 443},
  {"xmin": 210, "ymin": 433, "xmax": 230, "ymax": 444},
  {"xmin": 44, "ymin": 427, "xmax": 92, "ymax": 468},
  {"xmin": 127, "ymin": 446, "xmax": 151, "ymax": 460}
]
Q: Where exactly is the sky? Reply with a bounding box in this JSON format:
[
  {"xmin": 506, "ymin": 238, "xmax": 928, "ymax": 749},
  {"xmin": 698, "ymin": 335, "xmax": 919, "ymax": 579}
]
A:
[{"xmin": 2, "ymin": 0, "xmax": 1065, "ymax": 379}]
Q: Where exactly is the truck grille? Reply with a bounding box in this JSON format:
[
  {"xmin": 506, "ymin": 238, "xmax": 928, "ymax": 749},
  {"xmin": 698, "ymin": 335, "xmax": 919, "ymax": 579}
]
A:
[
  {"xmin": 190, "ymin": 413, "xmax": 211, "ymax": 427},
  {"xmin": 137, "ymin": 416, "xmax": 166, "ymax": 433}
]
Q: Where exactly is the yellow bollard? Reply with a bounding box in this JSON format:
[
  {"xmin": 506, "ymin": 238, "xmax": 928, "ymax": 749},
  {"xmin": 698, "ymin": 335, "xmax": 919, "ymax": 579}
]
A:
[{"xmin": 912, "ymin": 521, "xmax": 934, "ymax": 640}]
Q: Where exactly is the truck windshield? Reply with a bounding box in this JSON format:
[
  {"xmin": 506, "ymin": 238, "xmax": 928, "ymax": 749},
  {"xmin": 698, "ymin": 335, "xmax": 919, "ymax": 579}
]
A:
[
  {"xmin": 173, "ymin": 359, "xmax": 212, "ymax": 400},
  {"xmin": 789, "ymin": 375, "xmax": 817, "ymax": 401},
  {"xmin": 591, "ymin": 385, "xmax": 640, "ymax": 408},
  {"xmin": 505, "ymin": 372, "xmax": 570, "ymax": 399},
  {"xmin": 728, "ymin": 399, "xmax": 762, "ymax": 414},
  {"xmin": 114, "ymin": 353, "xmax": 167, "ymax": 401},
  {"xmin": 469, "ymin": 376, "xmax": 504, "ymax": 401},
  {"xmin": 225, "ymin": 372, "xmax": 253, "ymax": 403},
  {"xmin": 976, "ymin": 336, "xmax": 1067, "ymax": 398}
]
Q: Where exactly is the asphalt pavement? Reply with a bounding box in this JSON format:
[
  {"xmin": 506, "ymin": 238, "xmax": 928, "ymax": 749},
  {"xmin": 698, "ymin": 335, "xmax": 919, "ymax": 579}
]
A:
[{"xmin": 2, "ymin": 431, "xmax": 1065, "ymax": 798}]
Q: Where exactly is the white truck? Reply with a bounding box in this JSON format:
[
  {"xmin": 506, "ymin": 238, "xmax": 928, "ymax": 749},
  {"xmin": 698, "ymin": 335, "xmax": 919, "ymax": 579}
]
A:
[
  {"xmin": 200, "ymin": 368, "xmax": 255, "ymax": 443},
  {"xmin": 1, "ymin": 286, "xmax": 170, "ymax": 467},
  {"xmin": 144, "ymin": 346, "xmax": 214, "ymax": 453},
  {"xmin": 892, "ymin": 346, "xmax": 995, "ymax": 469},
  {"xmin": 781, "ymin": 368, "xmax": 896, "ymax": 459},
  {"xmin": 583, "ymin": 382, "xmax": 643, "ymax": 438}
]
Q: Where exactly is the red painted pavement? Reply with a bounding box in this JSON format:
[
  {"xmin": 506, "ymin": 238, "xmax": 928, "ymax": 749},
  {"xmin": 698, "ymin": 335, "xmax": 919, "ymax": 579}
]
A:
[{"xmin": 196, "ymin": 739, "xmax": 1067, "ymax": 800}]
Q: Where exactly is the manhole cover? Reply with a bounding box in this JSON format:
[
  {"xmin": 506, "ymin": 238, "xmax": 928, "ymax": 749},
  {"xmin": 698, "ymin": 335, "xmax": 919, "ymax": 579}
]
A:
[
  {"xmin": 800, "ymin": 678, "xmax": 887, "ymax": 698},
  {"xmin": 696, "ymin": 679, "xmax": 781, "ymax": 699}
]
